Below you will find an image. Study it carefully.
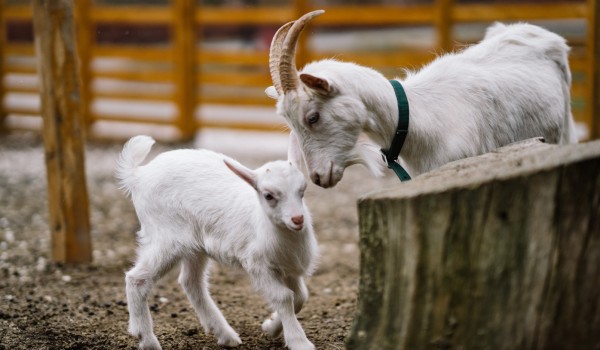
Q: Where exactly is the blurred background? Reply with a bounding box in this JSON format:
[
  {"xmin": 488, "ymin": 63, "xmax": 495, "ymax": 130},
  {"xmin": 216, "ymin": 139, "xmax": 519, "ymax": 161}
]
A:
[{"xmin": 0, "ymin": 0, "xmax": 597, "ymax": 143}]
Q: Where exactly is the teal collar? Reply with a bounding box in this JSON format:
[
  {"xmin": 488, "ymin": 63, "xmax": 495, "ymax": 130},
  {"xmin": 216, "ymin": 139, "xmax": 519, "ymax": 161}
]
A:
[{"xmin": 381, "ymin": 80, "xmax": 411, "ymax": 182}]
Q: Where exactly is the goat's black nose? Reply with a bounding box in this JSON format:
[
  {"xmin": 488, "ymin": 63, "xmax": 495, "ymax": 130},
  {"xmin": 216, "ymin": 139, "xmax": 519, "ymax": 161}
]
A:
[{"xmin": 311, "ymin": 172, "xmax": 320, "ymax": 186}]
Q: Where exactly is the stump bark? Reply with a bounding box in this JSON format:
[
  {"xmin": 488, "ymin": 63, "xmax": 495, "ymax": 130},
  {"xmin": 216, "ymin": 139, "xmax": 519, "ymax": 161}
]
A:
[{"xmin": 348, "ymin": 139, "xmax": 600, "ymax": 350}]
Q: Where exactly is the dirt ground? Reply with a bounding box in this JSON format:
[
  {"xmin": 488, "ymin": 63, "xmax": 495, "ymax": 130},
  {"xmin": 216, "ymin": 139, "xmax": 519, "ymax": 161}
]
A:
[{"xmin": 0, "ymin": 132, "xmax": 398, "ymax": 350}]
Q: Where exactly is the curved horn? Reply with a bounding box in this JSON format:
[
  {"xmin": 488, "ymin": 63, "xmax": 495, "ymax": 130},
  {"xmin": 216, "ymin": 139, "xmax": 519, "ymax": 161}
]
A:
[
  {"xmin": 269, "ymin": 21, "xmax": 294, "ymax": 96},
  {"xmin": 279, "ymin": 10, "xmax": 325, "ymax": 93}
]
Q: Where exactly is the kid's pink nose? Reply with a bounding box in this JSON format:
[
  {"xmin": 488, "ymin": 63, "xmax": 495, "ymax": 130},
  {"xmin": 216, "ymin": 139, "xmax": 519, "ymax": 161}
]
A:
[{"xmin": 291, "ymin": 215, "xmax": 304, "ymax": 226}]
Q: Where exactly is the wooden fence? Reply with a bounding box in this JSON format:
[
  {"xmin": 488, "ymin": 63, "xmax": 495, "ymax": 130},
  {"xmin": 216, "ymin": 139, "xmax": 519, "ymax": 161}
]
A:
[{"xmin": 0, "ymin": 0, "xmax": 598, "ymax": 140}]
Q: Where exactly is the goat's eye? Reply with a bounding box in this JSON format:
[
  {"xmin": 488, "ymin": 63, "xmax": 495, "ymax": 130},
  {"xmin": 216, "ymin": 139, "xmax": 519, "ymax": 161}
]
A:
[
  {"xmin": 263, "ymin": 193, "xmax": 275, "ymax": 201},
  {"xmin": 307, "ymin": 113, "xmax": 320, "ymax": 125}
]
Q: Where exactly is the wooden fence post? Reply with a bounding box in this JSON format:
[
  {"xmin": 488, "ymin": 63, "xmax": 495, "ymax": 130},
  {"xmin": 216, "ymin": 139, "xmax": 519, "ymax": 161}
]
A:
[
  {"xmin": 33, "ymin": 0, "xmax": 92, "ymax": 264},
  {"xmin": 347, "ymin": 139, "xmax": 600, "ymax": 350},
  {"xmin": 74, "ymin": 0, "xmax": 93, "ymax": 134},
  {"xmin": 0, "ymin": 0, "xmax": 5, "ymax": 130},
  {"xmin": 173, "ymin": 0, "xmax": 196, "ymax": 141},
  {"xmin": 435, "ymin": 0, "xmax": 454, "ymax": 52},
  {"xmin": 293, "ymin": 0, "xmax": 310, "ymax": 68},
  {"xmin": 590, "ymin": 0, "xmax": 599, "ymax": 139}
]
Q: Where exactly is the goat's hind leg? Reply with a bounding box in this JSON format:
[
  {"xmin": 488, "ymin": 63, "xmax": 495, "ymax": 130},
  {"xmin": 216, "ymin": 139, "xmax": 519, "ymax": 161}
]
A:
[
  {"xmin": 179, "ymin": 254, "xmax": 241, "ymax": 347},
  {"xmin": 126, "ymin": 242, "xmax": 179, "ymax": 350}
]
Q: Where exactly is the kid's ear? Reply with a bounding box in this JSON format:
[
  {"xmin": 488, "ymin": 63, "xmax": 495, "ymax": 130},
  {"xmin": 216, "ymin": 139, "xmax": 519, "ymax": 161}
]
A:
[
  {"xmin": 224, "ymin": 159, "xmax": 258, "ymax": 191},
  {"xmin": 265, "ymin": 86, "xmax": 279, "ymax": 100},
  {"xmin": 300, "ymin": 73, "xmax": 335, "ymax": 96}
]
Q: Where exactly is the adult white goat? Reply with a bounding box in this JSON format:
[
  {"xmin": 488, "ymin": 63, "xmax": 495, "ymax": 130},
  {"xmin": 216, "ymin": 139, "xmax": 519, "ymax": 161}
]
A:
[
  {"xmin": 266, "ymin": 10, "xmax": 577, "ymax": 188},
  {"xmin": 116, "ymin": 135, "xmax": 318, "ymax": 350}
]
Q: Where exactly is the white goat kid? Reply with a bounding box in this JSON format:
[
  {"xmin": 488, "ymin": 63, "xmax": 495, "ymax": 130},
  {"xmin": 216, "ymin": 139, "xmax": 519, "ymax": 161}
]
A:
[
  {"xmin": 267, "ymin": 10, "xmax": 577, "ymax": 188},
  {"xmin": 116, "ymin": 135, "xmax": 318, "ymax": 350}
]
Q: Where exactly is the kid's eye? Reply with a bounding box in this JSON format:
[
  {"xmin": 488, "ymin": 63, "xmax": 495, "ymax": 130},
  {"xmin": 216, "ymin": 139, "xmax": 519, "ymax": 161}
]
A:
[
  {"xmin": 307, "ymin": 113, "xmax": 320, "ymax": 125},
  {"xmin": 263, "ymin": 193, "xmax": 275, "ymax": 201}
]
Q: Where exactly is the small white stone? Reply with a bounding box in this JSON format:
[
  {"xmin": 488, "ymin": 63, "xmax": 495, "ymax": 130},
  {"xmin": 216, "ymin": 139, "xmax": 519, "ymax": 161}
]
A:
[
  {"xmin": 159, "ymin": 297, "xmax": 169, "ymax": 304},
  {"xmin": 36, "ymin": 257, "xmax": 47, "ymax": 272},
  {"xmin": 323, "ymin": 288, "xmax": 332, "ymax": 294},
  {"xmin": 116, "ymin": 246, "xmax": 130, "ymax": 255},
  {"xmin": 62, "ymin": 275, "xmax": 72, "ymax": 282},
  {"xmin": 4, "ymin": 230, "xmax": 15, "ymax": 242},
  {"xmin": 106, "ymin": 249, "xmax": 116, "ymax": 259}
]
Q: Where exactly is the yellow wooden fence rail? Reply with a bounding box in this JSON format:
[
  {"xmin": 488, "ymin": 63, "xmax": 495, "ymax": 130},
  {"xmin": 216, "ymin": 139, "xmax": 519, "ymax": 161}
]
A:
[{"xmin": 0, "ymin": 0, "xmax": 597, "ymax": 140}]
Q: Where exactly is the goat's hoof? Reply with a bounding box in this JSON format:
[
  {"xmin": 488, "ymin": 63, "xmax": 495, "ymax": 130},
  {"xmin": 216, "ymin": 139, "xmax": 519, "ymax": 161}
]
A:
[
  {"xmin": 261, "ymin": 318, "xmax": 283, "ymax": 338},
  {"xmin": 138, "ymin": 334, "xmax": 162, "ymax": 350},
  {"xmin": 286, "ymin": 339, "xmax": 315, "ymax": 350},
  {"xmin": 217, "ymin": 332, "xmax": 242, "ymax": 347},
  {"xmin": 128, "ymin": 323, "xmax": 142, "ymax": 338}
]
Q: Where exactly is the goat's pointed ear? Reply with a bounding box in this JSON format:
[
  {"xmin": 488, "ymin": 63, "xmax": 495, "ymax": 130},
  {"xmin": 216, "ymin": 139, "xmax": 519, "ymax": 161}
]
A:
[
  {"xmin": 265, "ymin": 86, "xmax": 279, "ymax": 100},
  {"xmin": 288, "ymin": 131, "xmax": 307, "ymax": 174},
  {"xmin": 300, "ymin": 73, "xmax": 334, "ymax": 96},
  {"xmin": 224, "ymin": 159, "xmax": 258, "ymax": 191}
]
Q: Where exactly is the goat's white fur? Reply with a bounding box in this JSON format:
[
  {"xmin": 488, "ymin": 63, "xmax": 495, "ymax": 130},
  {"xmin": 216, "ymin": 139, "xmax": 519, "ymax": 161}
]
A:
[
  {"xmin": 116, "ymin": 135, "xmax": 318, "ymax": 350},
  {"xmin": 269, "ymin": 21, "xmax": 577, "ymax": 188}
]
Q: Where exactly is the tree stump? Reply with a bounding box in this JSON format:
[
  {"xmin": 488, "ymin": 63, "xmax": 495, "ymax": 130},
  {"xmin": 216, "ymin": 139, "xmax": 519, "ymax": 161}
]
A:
[{"xmin": 348, "ymin": 138, "xmax": 600, "ymax": 350}]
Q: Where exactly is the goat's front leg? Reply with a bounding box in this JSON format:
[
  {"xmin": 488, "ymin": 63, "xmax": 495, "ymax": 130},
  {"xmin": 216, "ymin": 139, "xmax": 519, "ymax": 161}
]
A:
[
  {"xmin": 262, "ymin": 276, "xmax": 308, "ymax": 338},
  {"xmin": 179, "ymin": 255, "xmax": 241, "ymax": 347},
  {"xmin": 255, "ymin": 273, "xmax": 313, "ymax": 350}
]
